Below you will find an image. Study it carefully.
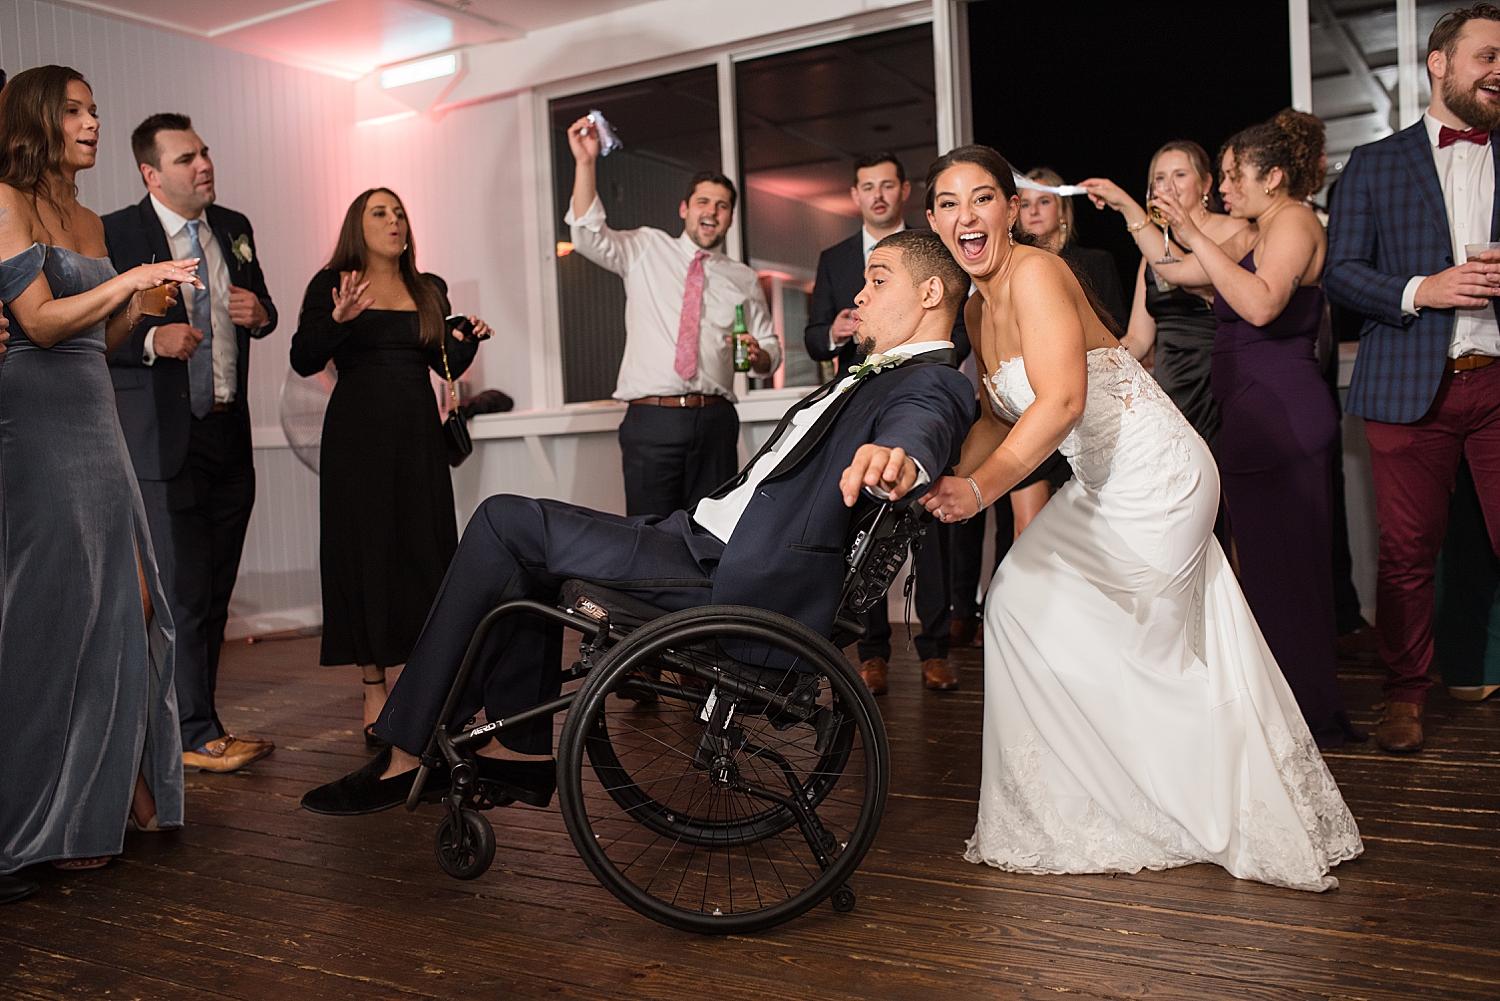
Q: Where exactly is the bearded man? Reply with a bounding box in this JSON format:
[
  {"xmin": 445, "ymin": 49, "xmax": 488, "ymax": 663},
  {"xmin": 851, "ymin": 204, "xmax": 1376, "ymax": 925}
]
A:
[
  {"xmin": 563, "ymin": 115, "xmax": 780, "ymax": 518},
  {"xmin": 1326, "ymin": 3, "xmax": 1500, "ymax": 753}
]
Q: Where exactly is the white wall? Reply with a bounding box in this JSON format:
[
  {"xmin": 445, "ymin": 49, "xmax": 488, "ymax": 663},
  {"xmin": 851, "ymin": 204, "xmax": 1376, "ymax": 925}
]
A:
[{"xmin": 1, "ymin": 0, "xmax": 354, "ymax": 632}]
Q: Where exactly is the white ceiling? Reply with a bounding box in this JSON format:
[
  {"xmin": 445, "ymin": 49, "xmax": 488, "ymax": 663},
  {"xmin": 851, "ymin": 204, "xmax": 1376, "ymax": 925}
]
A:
[{"xmin": 55, "ymin": 0, "xmax": 656, "ymax": 80}]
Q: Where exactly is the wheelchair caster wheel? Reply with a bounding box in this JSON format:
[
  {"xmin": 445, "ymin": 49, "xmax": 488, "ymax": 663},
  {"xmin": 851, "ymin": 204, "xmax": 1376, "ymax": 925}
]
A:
[
  {"xmin": 830, "ymin": 885, "xmax": 856, "ymax": 913},
  {"xmin": 434, "ymin": 807, "xmax": 495, "ymax": 880}
]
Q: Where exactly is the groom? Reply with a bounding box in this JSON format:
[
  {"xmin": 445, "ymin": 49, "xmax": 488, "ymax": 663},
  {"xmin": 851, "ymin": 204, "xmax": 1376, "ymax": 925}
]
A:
[{"xmin": 303, "ymin": 229, "xmax": 976, "ymax": 814}]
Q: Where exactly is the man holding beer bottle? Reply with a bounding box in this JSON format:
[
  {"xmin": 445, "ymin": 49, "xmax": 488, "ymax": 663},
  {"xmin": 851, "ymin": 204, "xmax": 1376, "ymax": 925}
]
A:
[{"xmin": 565, "ymin": 114, "xmax": 779, "ymax": 517}]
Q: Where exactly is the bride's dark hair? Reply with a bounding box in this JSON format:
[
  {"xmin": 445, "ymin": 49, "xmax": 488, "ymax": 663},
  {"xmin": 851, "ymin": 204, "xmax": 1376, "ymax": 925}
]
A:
[{"xmin": 924, "ymin": 144, "xmax": 1122, "ymax": 338}]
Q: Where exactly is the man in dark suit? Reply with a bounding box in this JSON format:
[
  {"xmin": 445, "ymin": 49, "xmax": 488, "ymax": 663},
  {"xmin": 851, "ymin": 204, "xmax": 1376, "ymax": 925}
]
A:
[
  {"xmin": 301, "ymin": 230, "xmax": 975, "ymax": 814},
  {"xmin": 806, "ymin": 152, "xmax": 972, "ymax": 694},
  {"xmin": 104, "ymin": 114, "xmax": 277, "ymax": 774},
  {"xmin": 1325, "ymin": 5, "xmax": 1500, "ymax": 754}
]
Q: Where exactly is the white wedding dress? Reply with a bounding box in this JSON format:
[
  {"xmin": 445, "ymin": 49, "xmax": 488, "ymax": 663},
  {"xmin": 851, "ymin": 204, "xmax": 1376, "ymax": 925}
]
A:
[{"xmin": 967, "ymin": 346, "xmax": 1362, "ymax": 891}]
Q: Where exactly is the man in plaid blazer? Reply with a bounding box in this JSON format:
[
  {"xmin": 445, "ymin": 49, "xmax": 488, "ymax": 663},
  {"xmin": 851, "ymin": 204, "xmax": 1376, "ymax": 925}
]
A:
[{"xmin": 1325, "ymin": 4, "xmax": 1500, "ymax": 753}]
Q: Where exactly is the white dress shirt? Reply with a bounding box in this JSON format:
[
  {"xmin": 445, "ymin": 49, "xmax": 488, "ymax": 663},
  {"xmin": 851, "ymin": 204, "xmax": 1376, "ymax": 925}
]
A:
[
  {"xmin": 826, "ymin": 224, "xmax": 907, "ymax": 353},
  {"xmin": 142, "ymin": 194, "xmax": 237, "ymax": 403},
  {"xmin": 691, "ymin": 339, "xmax": 949, "ymax": 544},
  {"xmin": 1400, "ymin": 113, "xmax": 1500, "ymax": 359},
  {"xmin": 565, "ymin": 196, "xmax": 781, "ymax": 402}
]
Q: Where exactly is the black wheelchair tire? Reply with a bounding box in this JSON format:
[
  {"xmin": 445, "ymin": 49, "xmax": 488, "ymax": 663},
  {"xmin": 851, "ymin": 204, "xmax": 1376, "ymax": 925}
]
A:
[{"xmin": 556, "ymin": 605, "xmax": 889, "ymax": 934}]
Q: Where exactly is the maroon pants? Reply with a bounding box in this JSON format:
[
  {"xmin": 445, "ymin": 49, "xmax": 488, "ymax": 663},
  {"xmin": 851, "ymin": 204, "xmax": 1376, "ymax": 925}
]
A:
[{"xmin": 1365, "ymin": 360, "xmax": 1500, "ymax": 704}]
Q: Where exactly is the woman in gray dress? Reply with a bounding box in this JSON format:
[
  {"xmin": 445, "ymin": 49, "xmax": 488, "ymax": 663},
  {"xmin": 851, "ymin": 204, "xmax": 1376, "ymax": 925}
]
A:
[{"xmin": 0, "ymin": 66, "xmax": 201, "ymax": 874}]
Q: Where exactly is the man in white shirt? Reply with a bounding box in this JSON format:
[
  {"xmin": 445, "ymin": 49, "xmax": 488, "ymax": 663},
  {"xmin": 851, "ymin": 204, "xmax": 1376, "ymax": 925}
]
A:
[
  {"xmin": 302, "ymin": 230, "xmax": 976, "ymax": 814},
  {"xmin": 1326, "ymin": 5, "xmax": 1500, "ymax": 753},
  {"xmin": 104, "ymin": 114, "xmax": 277, "ymax": 774},
  {"xmin": 564, "ymin": 115, "xmax": 781, "ymax": 518}
]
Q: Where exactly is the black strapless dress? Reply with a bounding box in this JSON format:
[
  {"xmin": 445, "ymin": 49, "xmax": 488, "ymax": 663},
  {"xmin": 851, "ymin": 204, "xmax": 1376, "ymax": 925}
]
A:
[{"xmin": 1144, "ymin": 265, "xmax": 1220, "ymax": 451}]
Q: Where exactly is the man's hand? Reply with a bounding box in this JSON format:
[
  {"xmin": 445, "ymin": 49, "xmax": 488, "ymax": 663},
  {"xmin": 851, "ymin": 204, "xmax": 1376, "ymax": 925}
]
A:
[
  {"xmin": 840, "ymin": 444, "xmax": 918, "ymax": 507},
  {"xmin": 731, "ymin": 333, "xmax": 773, "ymax": 374},
  {"xmin": 1414, "ymin": 253, "xmax": 1500, "ymax": 310},
  {"xmin": 153, "ymin": 323, "xmax": 204, "ymax": 361},
  {"xmin": 567, "ymin": 116, "xmax": 600, "ymax": 165},
  {"xmin": 228, "ymin": 285, "xmax": 268, "ymax": 328},
  {"xmin": 830, "ymin": 308, "xmax": 859, "ymax": 345}
]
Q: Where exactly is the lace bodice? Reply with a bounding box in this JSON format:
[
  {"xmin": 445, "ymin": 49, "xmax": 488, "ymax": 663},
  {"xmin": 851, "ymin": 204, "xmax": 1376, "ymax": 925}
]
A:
[{"xmin": 984, "ymin": 345, "xmax": 1200, "ymax": 491}]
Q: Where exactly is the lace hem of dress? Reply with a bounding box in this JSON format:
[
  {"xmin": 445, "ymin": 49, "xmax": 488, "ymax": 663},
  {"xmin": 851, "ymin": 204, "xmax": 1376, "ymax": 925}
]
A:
[{"xmin": 963, "ymin": 728, "xmax": 1362, "ymax": 892}]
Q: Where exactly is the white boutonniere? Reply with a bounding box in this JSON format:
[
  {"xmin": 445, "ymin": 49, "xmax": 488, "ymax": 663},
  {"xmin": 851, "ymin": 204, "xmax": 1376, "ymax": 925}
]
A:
[
  {"xmin": 848, "ymin": 351, "xmax": 908, "ymax": 382},
  {"xmin": 230, "ymin": 234, "xmax": 253, "ymax": 264}
]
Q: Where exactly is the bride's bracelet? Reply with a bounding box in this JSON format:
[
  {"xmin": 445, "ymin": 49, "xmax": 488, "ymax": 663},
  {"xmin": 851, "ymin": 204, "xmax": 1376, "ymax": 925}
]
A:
[
  {"xmin": 1126, "ymin": 217, "xmax": 1150, "ymax": 233},
  {"xmin": 965, "ymin": 476, "xmax": 985, "ymax": 516}
]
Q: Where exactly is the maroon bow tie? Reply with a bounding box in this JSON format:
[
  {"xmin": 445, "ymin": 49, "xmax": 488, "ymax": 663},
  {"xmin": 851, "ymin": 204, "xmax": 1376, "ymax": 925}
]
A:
[{"xmin": 1439, "ymin": 125, "xmax": 1491, "ymax": 148}]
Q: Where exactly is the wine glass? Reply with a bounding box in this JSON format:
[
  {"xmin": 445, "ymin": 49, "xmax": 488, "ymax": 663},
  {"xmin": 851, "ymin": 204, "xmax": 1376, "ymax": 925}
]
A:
[{"xmin": 1146, "ymin": 182, "xmax": 1182, "ymax": 265}]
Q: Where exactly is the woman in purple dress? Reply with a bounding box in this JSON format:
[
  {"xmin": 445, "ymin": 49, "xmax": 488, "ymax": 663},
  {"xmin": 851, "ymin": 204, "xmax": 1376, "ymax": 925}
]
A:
[{"xmin": 1148, "ymin": 110, "xmax": 1358, "ymax": 747}]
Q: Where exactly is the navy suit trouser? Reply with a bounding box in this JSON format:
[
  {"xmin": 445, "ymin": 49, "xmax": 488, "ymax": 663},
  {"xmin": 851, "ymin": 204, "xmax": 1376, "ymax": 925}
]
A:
[
  {"xmin": 140, "ymin": 411, "xmax": 256, "ymax": 750},
  {"xmin": 374, "ymin": 496, "xmax": 723, "ymax": 756},
  {"xmin": 619, "ymin": 402, "xmax": 740, "ymax": 518}
]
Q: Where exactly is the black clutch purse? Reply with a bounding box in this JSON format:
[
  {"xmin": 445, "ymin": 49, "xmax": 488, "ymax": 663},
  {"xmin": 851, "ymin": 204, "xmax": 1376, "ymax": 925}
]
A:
[{"xmin": 440, "ymin": 322, "xmax": 472, "ymax": 467}]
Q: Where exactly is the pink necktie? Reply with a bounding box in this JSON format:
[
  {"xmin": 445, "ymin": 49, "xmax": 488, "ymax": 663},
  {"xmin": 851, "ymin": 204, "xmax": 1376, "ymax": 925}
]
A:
[{"xmin": 675, "ymin": 250, "xmax": 710, "ymax": 381}]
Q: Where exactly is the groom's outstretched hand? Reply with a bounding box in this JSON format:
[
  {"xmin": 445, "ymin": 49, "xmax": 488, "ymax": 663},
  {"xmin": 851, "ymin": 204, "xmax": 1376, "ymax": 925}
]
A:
[{"xmin": 841, "ymin": 444, "xmax": 918, "ymax": 507}]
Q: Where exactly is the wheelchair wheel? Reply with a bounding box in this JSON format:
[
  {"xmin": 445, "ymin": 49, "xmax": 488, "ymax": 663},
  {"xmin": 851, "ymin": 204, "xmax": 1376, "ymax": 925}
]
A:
[
  {"xmin": 434, "ymin": 807, "xmax": 495, "ymax": 880},
  {"xmin": 556, "ymin": 605, "xmax": 888, "ymax": 934}
]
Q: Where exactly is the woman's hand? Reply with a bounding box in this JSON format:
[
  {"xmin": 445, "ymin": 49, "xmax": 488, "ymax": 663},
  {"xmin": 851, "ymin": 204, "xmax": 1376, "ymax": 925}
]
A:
[
  {"xmin": 1078, "ymin": 178, "xmax": 1135, "ymax": 213},
  {"xmin": 332, "ymin": 270, "xmax": 373, "ymax": 324},
  {"xmin": 125, "ymin": 258, "xmax": 202, "ymax": 293},
  {"xmin": 1150, "ymin": 187, "xmax": 1204, "ymax": 252},
  {"xmin": 451, "ymin": 315, "xmax": 493, "ymax": 342},
  {"xmin": 920, "ymin": 475, "xmax": 982, "ymax": 524}
]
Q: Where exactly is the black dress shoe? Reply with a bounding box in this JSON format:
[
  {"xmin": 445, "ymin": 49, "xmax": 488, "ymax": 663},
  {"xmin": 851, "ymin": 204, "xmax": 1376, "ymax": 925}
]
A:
[
  {"xmin": 0, "ymin": 874, "xmax": 39, "ymax": 904},
  {"xmin": 476, "ymin": 756, "xmax": 555, "ymax": 808},
  {"xmin": 301, "ymin": 748, "xmax": 449, "ymax": 816}
]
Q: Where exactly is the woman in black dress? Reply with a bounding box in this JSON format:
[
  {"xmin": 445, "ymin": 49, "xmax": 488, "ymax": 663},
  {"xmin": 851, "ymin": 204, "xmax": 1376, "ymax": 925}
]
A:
[
  {"xmin": 291, "ymin": 188, "xmax": 489, "ymax": 746},
  {"xmin": 1080, "ymin": 142, "xmax": 1250, "ymax": 451},
  {"xmin": 1015, "ymin": 167, "xmax": 1128, "ymax": 328}
]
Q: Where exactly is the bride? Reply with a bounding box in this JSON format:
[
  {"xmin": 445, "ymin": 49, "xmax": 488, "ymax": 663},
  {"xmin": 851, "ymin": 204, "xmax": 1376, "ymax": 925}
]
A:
[{"xmin": 917, "ymin": 145, "xmax": 1361, "ymax": 891}]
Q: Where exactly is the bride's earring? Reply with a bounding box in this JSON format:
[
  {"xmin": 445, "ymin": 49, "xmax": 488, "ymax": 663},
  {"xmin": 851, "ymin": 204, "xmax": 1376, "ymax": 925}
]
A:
[{"xmin": 1009, "ymin": 229, "xmax": 1015, "ymax": 246}]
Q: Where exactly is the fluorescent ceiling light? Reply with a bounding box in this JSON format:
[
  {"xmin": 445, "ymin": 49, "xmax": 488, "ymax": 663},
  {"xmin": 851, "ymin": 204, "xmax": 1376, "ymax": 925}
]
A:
[
  {"xmin": 381, "ymin": 53, "xmax": 457, "ymax": 90},
  {"xmin": 357, "ymin": 110, "xmax": 418, "ymax": 127}
]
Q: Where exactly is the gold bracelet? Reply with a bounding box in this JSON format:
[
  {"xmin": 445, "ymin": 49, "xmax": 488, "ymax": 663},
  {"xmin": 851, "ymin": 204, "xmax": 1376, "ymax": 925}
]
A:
[{"xmin": 1126, "ymin": 217, "xmax": 1150, "ymax": 233}]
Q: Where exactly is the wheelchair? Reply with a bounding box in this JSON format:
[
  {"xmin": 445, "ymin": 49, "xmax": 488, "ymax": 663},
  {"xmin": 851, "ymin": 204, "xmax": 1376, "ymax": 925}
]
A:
[{"xmin": 405, "ymin": 496, "xmax": 929, "ymax": 934}]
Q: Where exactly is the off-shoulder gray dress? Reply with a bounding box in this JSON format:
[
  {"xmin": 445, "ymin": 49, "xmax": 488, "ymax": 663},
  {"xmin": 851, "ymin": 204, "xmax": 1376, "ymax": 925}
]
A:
[{"xmin": 0, "ymin": 243, "xmax": 183, "ymax": 872}]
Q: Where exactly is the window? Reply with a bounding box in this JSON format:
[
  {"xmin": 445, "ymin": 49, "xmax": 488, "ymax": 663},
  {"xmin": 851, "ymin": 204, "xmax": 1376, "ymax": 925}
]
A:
[{"xmin": 736, "ymin": 24, "xmax": 937, "ymax": 386}]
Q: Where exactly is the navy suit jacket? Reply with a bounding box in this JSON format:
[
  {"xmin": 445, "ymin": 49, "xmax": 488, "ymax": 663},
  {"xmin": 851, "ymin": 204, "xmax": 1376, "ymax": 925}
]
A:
[
  {"xmin": 103, "ymin": 195, "xmax": 277, "ymax": 481},
  {"xmin": 695, "ymin": 351, "xmax": 974, "ymax": 640},
  {"xmin": 805, "ymin": 231, "xmax": 970, "ymax": 377},
  {"xmin": 1325, "ymin": 120, "xmax": 1500, "ymax": 424}
]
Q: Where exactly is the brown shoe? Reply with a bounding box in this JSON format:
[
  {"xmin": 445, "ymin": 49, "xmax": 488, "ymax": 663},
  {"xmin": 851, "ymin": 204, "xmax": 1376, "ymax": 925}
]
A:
[
  {"xmin": 183, "ymin": 735, "xmax": 275, "ymax": 773},
  {"xmin": 922, "ymin": 658, "xmax": 959, "ymax": 690},
  {"xmin": 1449, "ymin": 684, "xmax": 1500, "ymax": 702},
  {"xmin": 860, "ymin": 657, "xmax": 889, "ymax": 696},
  {"xmin": 950, "ymin": 619, "xmax": 978, "ymax": 646},
  {"xmin": 1375, "ymin": 702, "xmax": 1423, "ymax": 754}
]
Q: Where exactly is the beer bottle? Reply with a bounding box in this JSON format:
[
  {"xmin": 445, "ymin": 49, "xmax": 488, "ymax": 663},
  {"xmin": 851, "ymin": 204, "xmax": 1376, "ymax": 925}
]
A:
[{"xmin": 732, "ymin": 303, "xmax": 751, "ymax": 372}]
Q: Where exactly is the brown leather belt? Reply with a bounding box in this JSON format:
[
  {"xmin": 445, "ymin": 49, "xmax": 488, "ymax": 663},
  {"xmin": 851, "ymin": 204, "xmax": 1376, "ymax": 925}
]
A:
[
  {"xmin": 211, "ymin": 402, "xmax": 232, "ymax": 413},
  {"xmin": 1451, "ymin": 354, "xmax": 1496, "ymax": 373},
  {"xmin": 629, "ymin": 394, "xmax": 728, "ymax": 408}
]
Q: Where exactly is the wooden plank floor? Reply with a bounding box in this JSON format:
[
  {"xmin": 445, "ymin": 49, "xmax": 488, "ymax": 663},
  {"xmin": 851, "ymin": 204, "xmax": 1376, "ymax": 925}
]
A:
[{"xmin": 3, "ymin": 631, "xmax": 1497, "ymax": 1000}]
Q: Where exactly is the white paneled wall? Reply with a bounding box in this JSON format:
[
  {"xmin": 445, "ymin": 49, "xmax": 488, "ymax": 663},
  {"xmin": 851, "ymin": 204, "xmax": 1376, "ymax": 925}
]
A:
[
  {"xmin": 0, "ymin": 0, "xmax": 354, "ymax": 633},
  {"xmin": 349, "ymin": 97, "xmax": 533, "ymax": 413}
]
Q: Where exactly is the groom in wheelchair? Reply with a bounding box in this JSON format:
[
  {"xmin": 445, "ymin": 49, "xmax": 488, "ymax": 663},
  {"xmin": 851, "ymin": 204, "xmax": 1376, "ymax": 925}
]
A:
[{"xmin": 303, "ymin": 228, "xmax": 974, "ymax": 821}]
